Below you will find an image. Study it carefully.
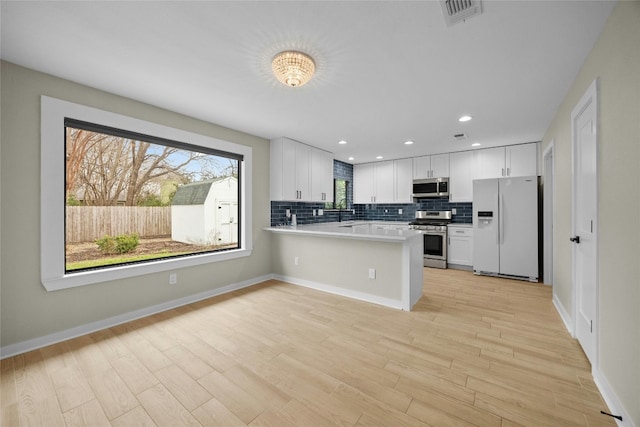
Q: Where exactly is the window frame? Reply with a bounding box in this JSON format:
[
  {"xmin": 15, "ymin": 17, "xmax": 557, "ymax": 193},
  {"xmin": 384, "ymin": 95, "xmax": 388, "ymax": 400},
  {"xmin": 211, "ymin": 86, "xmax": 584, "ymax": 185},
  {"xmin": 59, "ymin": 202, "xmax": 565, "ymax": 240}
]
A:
[{"xmin": 41, "ymin": 96, "xmax": 253, "ymax": 291}]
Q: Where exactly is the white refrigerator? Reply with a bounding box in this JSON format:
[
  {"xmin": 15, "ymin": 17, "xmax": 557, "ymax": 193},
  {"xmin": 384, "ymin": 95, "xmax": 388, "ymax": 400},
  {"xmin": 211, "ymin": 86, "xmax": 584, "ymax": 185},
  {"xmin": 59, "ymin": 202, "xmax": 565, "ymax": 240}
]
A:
[{"xmin": 473, "ymin": 176, "xmax": 538, "ymax": 281}]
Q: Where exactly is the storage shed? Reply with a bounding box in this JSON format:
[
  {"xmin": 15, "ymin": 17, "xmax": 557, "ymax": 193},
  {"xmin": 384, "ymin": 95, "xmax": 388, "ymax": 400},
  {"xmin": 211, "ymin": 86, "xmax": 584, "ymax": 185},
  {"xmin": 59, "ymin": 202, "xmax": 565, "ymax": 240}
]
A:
[{"xmin": 171, "ymin": 177, "xmax": 238, "ymax": 245}]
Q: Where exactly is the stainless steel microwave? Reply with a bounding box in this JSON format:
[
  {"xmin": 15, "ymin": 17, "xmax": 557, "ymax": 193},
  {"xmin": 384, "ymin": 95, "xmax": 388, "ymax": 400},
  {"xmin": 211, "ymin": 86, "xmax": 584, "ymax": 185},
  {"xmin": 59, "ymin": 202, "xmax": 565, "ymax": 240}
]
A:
[{"xmin": 412, "ymin": 177, "xmax": 449, "ymax": 198}]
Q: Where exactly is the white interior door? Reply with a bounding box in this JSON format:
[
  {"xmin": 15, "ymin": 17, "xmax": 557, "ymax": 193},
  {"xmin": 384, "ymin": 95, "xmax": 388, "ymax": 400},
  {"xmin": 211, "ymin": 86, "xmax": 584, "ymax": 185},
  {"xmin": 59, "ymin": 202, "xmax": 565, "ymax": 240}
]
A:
[{"xmin": 571, "ymin": 80, "xmax": 598, "ymax": 365}]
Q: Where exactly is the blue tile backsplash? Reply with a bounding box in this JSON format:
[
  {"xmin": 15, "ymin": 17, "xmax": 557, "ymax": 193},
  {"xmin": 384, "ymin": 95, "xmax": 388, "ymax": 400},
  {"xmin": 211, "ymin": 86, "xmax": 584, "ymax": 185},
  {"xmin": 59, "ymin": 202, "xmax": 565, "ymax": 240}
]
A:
[{"xmin": 270, "ymin": 159, "xmax": 473, "ymax": 226}]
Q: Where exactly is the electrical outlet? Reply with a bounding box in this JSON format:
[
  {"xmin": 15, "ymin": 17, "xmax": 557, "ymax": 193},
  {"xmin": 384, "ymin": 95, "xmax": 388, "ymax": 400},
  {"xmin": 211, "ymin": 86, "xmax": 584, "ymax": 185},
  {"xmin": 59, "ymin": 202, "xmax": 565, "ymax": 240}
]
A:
[
  {"xmin": 313, "ymin": 209, "xmax": 316, "ymax": 216},
  {"xmin": 452, "ymin": 208, "xmax": 457, "ymax": 215},
  {"xmin": 294, "ymin": 256, "xmax": 299, "ymax": 266},
  {"xmin": 368, "ymin": 268, "xmax": 376, "ymax": 279},
  {"xmin": 384, "ymin": 209, "xmax": 388, "ymax": 213},
  {"xmin": 169, "ymin": 273, "xmax": 177, "ymax": 285},
  {"xmin": 318, "ymin": 209, "xmax": 323, "ymax": 216},
  {"xmin": 286, "ymin": 209, "xmax": 291, "ymax": 218},
  {"xmin": 398, "ymin": 208, "xmax": 403, "ymax": 215}
]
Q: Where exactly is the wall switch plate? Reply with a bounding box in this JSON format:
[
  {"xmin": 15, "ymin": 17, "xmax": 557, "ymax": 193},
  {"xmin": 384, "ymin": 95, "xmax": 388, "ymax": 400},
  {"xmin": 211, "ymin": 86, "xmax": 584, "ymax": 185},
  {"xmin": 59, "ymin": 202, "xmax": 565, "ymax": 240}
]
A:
[
  {"xmin": 368, "ymin": 268, "xmax": 376, "ymax": 279},
  {"xmin": 313, "ymin": 209, "xmax": 316, "ymax": 216},
  {"xmin": 452, "ymin": 208, "xmax": 457, "ymax": 215},
  {"xmin": 294, "ymin": 256, "xmax": 299, "ymax": 266},
  {"xmin": 286, "ymin": 209, "xmax": 291, "ymax": 218},
  {"xmin": 169, "ymin": 273, "xmax": 177, "ymax": 285},
  {"xmin": 318, "ymin": 209, "xmax": 323, "ymax": 216},
  {"xmin": 398, "ymin": 208, "xmax": 403, "ymax": 215}
]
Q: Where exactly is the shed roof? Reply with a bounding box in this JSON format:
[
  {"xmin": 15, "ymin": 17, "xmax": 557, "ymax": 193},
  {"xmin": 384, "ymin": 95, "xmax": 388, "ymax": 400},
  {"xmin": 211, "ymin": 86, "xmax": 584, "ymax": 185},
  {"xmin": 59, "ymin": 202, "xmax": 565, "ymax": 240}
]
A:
[{"xmin": 171, "ymin": 180, "xmax": 216, "ymax": 205}]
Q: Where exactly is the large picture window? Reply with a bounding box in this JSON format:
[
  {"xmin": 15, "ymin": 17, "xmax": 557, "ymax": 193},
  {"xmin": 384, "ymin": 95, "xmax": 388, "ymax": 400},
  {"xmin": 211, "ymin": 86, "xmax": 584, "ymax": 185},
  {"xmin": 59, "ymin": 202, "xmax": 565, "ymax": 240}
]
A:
[
  {"xmin": 64, "ymin": 119, "xmax": 241, "ymax": 273},
  {"xmin": 41, "ymin": 97, "xmax": 253, "ymax": 291}
]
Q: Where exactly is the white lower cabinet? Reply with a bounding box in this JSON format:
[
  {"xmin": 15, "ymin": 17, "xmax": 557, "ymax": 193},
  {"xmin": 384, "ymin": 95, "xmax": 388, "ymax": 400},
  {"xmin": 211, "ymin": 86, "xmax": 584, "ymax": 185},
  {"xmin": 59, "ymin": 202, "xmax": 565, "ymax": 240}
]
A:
[{"xmin": 447, "ymin": 225, "xmax": 473, "ymax": 269}]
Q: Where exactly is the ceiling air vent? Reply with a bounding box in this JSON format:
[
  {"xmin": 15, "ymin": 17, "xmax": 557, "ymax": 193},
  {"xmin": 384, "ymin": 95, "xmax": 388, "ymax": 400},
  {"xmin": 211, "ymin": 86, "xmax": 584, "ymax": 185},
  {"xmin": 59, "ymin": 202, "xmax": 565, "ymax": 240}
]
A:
[
  {"xmin": 441, "ymin": 0, "xmax": 483, "ymax": 27},
  {"xmin": 453, "ymin": 133, "xmax": 468, "ymax": 140}
]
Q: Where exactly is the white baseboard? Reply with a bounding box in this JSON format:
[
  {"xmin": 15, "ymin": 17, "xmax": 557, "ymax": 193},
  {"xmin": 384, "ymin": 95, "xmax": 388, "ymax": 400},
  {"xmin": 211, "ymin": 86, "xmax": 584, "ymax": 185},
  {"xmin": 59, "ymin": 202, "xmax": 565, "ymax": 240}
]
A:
[
  {"xmin": 552, "ymin": 292, "xmax": 573, "ymax": 335},
  {"xmin": 593, "ymin": 368, "xmax": 635, "ymax": 427},
  {"xmin": 273, "ymin": 274, "xmax": 404, "ymax": 311},
  {"xmin": 0, "ymin": 274, "xmax": 273, "ymax": 359},
  {"xmin": 552, "ymin": 294, "xmax": 634, "ymax": 426}
]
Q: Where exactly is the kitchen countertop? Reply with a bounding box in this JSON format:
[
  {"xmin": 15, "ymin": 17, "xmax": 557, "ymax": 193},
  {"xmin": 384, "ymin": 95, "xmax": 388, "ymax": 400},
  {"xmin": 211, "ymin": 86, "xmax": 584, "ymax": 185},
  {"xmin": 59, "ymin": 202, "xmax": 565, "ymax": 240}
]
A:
[{"xmin": 265, "ymin": 221, "xmax": 419, "ymax": 242}]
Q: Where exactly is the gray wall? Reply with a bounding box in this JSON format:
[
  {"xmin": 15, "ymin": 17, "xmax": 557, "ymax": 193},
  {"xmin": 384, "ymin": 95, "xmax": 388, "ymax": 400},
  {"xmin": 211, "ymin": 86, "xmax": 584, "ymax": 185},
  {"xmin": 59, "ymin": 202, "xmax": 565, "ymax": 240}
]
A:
[
  {"xmin": 541, "ymin": 1, "xmax": 640, "ymax": 424},
  {"xmin": 0, "ymin": 61, "xmax": 272, "ymax": 347}
]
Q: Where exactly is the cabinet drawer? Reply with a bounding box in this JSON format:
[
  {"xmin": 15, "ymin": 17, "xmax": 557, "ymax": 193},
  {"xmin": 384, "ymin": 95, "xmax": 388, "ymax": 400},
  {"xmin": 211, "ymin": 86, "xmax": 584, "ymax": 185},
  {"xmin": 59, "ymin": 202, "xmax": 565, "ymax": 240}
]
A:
[{"xmin": 448, "ymin": 226, "xmax": 473, "ymax": 237}]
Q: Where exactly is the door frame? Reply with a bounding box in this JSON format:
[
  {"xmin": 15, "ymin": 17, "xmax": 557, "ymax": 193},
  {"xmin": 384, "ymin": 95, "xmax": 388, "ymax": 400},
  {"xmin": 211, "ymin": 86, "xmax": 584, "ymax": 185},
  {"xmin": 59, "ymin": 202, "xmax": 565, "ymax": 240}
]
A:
[
  {"xmin": 542, "ymin": 141, "xmax": 554, "ymax": 286},
  {"xmin": 571, "ymin": 78, "xmax": 599, "ymax": 367}
]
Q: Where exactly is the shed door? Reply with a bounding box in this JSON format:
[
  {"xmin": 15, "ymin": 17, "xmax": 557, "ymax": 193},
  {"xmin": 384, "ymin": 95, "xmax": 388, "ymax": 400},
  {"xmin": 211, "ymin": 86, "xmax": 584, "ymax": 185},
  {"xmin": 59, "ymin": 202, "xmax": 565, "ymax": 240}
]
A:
[{"xmin": 216, "ymin": 200, "xmax": 238, "ymax": 245}]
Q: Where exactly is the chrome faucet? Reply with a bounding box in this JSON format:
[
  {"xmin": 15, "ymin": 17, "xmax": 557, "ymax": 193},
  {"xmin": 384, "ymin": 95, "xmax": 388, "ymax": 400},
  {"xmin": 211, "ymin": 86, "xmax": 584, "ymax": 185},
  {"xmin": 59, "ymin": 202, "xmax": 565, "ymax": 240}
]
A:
[{"xmin": 338, "ymin": 198, "xmax": 347, "ymax": 222}]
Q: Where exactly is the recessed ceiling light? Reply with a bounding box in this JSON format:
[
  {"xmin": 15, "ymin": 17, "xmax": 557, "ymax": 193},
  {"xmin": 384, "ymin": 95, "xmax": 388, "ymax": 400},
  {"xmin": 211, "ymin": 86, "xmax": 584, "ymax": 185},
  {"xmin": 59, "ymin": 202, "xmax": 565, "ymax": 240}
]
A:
[
  {"xmin": 459, "ymin": 115, "xmax": 472, "ymax": 122},
  {"xmin": 472, "ymin": 143, "xmax": 481, "ymax": 147},
  {"xmin": 348, "ymin": 157, "xmax": 354, "ymax": 161},
  {"xmin": 376, "ymin": 156, "xmax": 383, "ymax": 159},
  {"xmin": 404, "ymin": 140, "xmax": 414, "ymax": 145},
  {"xmin": 338, "ymin": 140, "xmax": 347, "ymax": 145}
]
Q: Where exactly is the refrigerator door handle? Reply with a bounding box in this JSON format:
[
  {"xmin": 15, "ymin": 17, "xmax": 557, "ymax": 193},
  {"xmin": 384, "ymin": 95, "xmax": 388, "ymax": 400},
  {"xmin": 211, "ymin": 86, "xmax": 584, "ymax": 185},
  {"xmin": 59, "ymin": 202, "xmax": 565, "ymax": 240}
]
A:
[{"xmin": 499, "ymin": 193, "xmax": 504, "ymax": 244}]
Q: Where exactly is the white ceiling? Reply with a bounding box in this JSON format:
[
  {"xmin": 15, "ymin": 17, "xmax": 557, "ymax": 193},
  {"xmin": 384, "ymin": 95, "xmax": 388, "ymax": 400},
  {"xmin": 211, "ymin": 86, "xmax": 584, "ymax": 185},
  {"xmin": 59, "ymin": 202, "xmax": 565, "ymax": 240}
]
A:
[{"xmin": 1, "ymin": 1, "xmax": 615, "ymax": 164}]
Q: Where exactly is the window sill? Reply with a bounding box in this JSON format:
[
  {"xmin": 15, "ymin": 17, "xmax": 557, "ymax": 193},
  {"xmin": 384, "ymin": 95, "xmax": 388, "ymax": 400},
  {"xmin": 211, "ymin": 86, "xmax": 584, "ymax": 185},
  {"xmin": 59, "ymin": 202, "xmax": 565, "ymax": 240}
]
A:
[{"xmin": 42, "ymin": 248, "xmax": 252, "ymax": 291}]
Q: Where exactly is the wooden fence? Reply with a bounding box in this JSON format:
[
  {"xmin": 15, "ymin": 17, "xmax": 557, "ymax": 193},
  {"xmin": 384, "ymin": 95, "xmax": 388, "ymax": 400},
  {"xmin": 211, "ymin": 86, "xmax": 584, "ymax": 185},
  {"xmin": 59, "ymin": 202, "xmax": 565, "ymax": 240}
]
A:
[{"xmin": 66, "ymin": 206, "xmax": 171, "ymax": 243}]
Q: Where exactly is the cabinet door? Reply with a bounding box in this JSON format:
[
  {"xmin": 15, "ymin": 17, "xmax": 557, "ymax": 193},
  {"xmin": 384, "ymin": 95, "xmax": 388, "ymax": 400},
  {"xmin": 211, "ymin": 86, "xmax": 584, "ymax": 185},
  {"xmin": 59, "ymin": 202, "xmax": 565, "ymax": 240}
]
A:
[
  {"xmin": 354, "ymin": 163, "xmax": 375, "ymax": 204},
  {"xmin": 448, "ymin": 233, "xmax": 473, "ymax": 266},
  {"xmin": 279, "ymin": 138, "xmax": 298, "ymax": 200},
  {"xmin": 311, "ymin": 148, "xmax": 333, "ymax": 202},
  {"xmin": 430, "ymin": 153, "xmax": 450, "ymax": 177},
  {"xmin": 374, "ymin": 161, "xmax": 395, "ymax": 203},
  {"xmin": 394, "ymin": 158, "xmax": 413, "ymax": 202},
  {"xmin": 449, "ymin": 151, "xmax": 475, "ymax": 202},
  {"xmin": 412, "ymin": 156, "xmax": 431, "ymax": 179},
  {"xmin": 506, "ymin": 143, "xmax": 538, "ymax": 177},
  {"xmin": 295, "ymin": 143, "xmax": 311, "ymax": 201},
  {"xmin": 476, "ymin": 147, "xmax": 505, "ymax": 179}
]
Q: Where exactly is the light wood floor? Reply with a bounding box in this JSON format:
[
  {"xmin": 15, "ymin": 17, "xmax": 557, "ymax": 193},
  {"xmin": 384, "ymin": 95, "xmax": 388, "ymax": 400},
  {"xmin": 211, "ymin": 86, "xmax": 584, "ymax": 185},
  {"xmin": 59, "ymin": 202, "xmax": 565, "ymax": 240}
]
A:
[{"xmin": 1, "ymin": 269, "xmax": 615, "ymax": 426}]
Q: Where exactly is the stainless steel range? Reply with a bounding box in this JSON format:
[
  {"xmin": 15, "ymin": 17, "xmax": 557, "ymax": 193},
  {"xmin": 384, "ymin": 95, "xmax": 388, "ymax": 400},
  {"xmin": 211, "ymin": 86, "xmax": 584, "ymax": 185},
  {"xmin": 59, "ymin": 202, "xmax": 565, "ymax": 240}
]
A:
[{"xmin": 409, "ymin": 210, "xmax": 452, "ymax": 269}]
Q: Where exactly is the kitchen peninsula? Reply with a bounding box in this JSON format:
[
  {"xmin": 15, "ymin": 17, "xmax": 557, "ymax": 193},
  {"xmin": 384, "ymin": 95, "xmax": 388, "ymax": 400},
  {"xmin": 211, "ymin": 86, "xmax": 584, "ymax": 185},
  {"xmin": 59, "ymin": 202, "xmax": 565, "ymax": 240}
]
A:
[{"xmin": 266, "ymin": 222, "xmax": 423, "ymax": 311}]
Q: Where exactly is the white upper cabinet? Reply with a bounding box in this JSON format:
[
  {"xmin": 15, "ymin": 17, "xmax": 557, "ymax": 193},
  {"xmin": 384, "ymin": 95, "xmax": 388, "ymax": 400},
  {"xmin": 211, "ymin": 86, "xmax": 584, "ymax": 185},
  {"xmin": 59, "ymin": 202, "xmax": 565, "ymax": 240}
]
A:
[
  {"xmin": 271, "ymin": 137, "xmax": 332, "ymax": 202},
  {"xmin": 354, "ymin": 160, "xmax": 398, "ymax": 204},
  {"xmin": 430, "ymin": 154, "xmax": 450, "ymax": 178},
  {"xmin": 412, "ymin": 154, "xmax": 449, "ymax": 179},
  {"xmin": 354, "ymin": 162, "xmax": 376, "ymax": 204},
  {"xmin": 413, "ymin": 156, "xmax": 430, "ymax": 179},
  {"xmin": 375, "ymin": 161, "xmax": 395, "ymax": 203},
  {"xmin": 394, "ymin": 158, "xmax": 414, "ymax": 203},
  {"xmin": 311, "ymin": 148, "xmax": 334, "ymax": 203},
  {"xmin": 449, "ymin": 151, "xmax": 476, "ymax": 202},
  {"xmin": 506, "ymin": 143, "xmax": 538, "ymax": 177},
  {"xmin": 476, "ymin": 146, "xmax": 505, "ymax": 179},
  {"xmin": 476, "ymin": 143, "xmax": 538, "ymax": 179}
]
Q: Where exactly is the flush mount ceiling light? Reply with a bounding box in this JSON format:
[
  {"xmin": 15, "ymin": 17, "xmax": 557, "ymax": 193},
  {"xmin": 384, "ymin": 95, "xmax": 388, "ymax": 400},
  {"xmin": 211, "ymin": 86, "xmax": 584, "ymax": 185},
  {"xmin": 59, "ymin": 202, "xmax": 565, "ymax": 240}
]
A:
[
  {"xmin": 404, "ymin": 140, "xmax": 414, "ymax": 145},
  {"xmin": 338, "ymin": 140, "xmax": 348, "ymax": 145},
  {"xmin": 272, "ymin": 51, "xmax": 316, "ymax": 88},
  {"xmin": 459, "ymin": 115, "xmax": 472, "ymax": 122}
]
